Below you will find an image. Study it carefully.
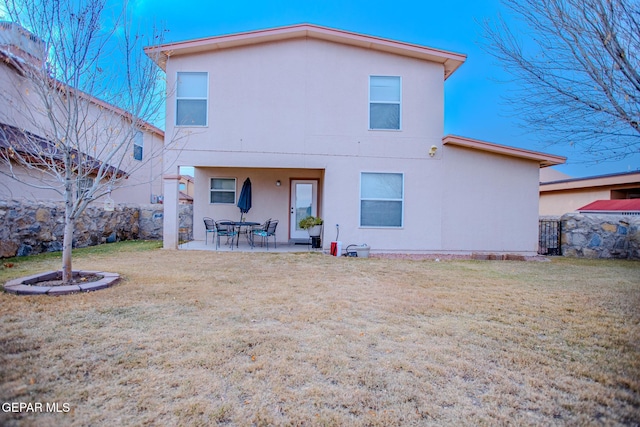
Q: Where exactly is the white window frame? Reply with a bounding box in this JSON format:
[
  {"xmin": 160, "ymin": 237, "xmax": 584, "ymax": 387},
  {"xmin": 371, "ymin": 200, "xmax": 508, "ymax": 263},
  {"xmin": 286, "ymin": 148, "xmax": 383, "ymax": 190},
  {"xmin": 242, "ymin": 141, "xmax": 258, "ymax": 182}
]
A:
[
  {"xmin": 176, "ymin": 71, "xmax": 209, "ymax": 127},
  {"xmin": 133, "ymin": 131, "xmax": 143, "ymax": 161},
  {"xmin": 210, "ymin": 177, "xmax": 236, "ymax": 205},
  {"xmin": 359, "ymin": 172, "xmax": 404, "ymax": 228},
  {"xmin": 77, "ymin": 177, "xmax": 94, "ymax": 198},
  {"xmin": 368, "ymin": 75, "xmax": 402, "ymax": 131}
]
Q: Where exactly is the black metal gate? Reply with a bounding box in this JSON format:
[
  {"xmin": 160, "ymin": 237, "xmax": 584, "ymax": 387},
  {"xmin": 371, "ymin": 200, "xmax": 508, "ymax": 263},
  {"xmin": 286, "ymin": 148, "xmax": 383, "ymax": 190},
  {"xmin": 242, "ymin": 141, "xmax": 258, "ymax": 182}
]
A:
[{"xmin": 538, "ymin": 219, "xmax": 561, "ymax": 256}]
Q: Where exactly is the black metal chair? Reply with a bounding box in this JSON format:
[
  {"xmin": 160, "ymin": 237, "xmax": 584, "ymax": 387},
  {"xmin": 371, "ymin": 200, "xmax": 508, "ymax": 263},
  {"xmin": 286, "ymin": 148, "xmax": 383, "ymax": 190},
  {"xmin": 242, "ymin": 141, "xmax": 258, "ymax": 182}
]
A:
[
  {"xmin": 203, "ymin": 217, "xmax": 216, "ymax": 245},
  {"xmin": 249, "ymin": 219, "xmax": 270, "ymax": 248},
  {"xmin": 252, "ymin": 219, "xmax": 278, "ymax": 250},
  {"xmin": 250, "ymin": 219, "xmax": 269, "ymax": 248},
  {"xmin": 215, "ymin": 220, "xmax": 238, "ymax": 250}
]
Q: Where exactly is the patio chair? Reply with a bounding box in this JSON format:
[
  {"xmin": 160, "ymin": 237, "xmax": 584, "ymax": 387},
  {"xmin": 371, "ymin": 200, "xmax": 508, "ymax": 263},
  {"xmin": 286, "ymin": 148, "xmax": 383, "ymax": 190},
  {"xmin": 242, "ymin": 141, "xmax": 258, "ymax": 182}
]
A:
[
  {"xmin": 249, "ymin": 219, "xmax": 270, "ymax": 248},
  {"xmin": 252, "ymin": 219, "xmax": 278, "ymax": 250},
  {"xmin": 215, "ymin": 220, "xmax": 238, "ymax": 250},
  {"xmin": 250, "ymin": 219, "xmax": 270, "ymax": 248},
  {"xmin": 203, "ymin": 217, "xmax": 216, "ymax": 245}
]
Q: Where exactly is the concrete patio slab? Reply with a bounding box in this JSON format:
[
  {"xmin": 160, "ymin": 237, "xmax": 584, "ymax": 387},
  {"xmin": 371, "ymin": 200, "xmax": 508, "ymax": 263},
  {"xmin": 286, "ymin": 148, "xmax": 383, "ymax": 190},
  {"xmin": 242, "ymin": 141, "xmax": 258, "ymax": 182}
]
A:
[{"xmin": 179, "ymin": 239, "xmax": 324, "ymax": 254}]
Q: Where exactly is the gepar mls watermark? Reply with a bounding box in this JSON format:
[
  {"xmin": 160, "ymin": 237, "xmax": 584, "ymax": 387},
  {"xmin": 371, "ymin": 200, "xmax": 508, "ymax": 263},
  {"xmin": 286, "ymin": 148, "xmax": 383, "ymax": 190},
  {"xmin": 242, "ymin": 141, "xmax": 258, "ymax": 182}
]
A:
[{"xmin": 2, "ymin": 402, "xmax": 70, "ymax": 413}]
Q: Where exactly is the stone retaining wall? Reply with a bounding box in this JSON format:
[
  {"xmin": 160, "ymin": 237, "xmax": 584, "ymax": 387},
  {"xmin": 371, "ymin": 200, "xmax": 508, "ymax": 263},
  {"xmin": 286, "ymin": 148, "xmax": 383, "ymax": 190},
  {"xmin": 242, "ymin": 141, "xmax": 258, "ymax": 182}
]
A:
[
  {"xmin": 178, "ymin": 204, "xmax": 193, "ymax": 242},
  {"xmin": 561, "ymin": 212, "xmax": 640, "ymax": 259},
  {"xmin": 0, "ymin": 199, "xmax": 193, "ymax": 258}
]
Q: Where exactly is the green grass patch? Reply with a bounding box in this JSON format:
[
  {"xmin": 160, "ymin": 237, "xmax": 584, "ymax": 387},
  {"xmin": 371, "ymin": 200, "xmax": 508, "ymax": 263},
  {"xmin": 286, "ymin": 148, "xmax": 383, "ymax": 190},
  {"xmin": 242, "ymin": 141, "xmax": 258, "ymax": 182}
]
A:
[{"xmin": 0, "ymin": 240, "xmax": 161, "ymax": 282}]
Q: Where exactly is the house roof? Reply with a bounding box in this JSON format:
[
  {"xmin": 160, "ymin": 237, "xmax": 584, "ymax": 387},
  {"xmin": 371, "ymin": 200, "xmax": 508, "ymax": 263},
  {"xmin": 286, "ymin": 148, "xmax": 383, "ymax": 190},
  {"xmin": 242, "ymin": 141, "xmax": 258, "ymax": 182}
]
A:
[
  {"xmin": 442, "ymin": 135, "xmax": 566, "ymax": 167},
  {"xmin": 0, "ymin": 122, "xmax": 128, "ymax": 178},
  {"xmin": 577, "ymin": 199, "xmax": 640, "ymax": 213},
  {"xmin": 179, "ymin": 191, "xmax": 193, "ymax": 202},
  {"xmin": 144, "ymin": 23, "xmax": 467, "ymax": 79},
  {"xmin": 540, "ymin": 170, "xmax": 640, "ymax": 192},
  {"xmin": 0, "ymin": 21, "xmax": 46, "ymax": 70}
]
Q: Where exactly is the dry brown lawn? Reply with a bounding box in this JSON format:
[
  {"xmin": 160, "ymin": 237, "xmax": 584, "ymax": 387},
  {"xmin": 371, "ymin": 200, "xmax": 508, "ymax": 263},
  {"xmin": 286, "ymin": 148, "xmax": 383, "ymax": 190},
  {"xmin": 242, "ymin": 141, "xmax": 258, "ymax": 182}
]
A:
[{"xmin": 1, "ymin": 242, "xmax": 639, "ymax": 426}]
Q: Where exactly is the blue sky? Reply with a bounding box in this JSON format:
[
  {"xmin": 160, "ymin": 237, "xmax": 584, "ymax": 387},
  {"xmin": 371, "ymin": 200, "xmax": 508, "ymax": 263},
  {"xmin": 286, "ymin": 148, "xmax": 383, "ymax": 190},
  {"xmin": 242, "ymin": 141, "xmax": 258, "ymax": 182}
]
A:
[{"xmin": 130, "ymin": 0, "xmax": 639, "ymax": 178}]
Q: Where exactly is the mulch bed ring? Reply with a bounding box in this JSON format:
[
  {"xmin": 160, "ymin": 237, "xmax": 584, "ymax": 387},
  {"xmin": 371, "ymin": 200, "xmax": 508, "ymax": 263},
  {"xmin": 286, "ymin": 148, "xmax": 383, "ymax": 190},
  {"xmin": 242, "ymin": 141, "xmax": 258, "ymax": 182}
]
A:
[{"xmin": 3, "ymin": 270, "xmax": 121, "ymax": 296}]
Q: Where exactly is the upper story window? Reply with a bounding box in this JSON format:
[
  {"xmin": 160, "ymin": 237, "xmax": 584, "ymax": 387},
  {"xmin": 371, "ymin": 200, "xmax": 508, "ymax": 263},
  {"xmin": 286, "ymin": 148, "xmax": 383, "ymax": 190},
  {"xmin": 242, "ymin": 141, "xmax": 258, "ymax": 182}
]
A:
[
  {"xmin": 210, "ymin": 178, "xmax": 236, "ymax": 204},
  {"xmin": 176, "ymin": 72, "xmax": 208, "ymax": 126},
  {"xmin": 369, "ymin": 76, "xmax": 401, "ymax": 130},
  {"xmin": 133, "ymin": 131, "xmax": 143, "ymax": 161},
  {"xmin": 360, "ymin": 172, "xmax": 403, "ymax": 227},
  {"xmin": 77, "ymin": 177, "xmax": 94, "ymax": 198}
]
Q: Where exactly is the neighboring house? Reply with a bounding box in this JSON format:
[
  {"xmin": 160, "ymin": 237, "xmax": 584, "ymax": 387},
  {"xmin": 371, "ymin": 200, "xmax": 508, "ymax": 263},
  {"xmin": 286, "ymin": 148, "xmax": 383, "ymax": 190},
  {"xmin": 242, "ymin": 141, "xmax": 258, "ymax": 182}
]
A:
[
  {"xmin": 145, "ymin": 24, "xmax": 565, "ymax": 255},
  {"xmin": 0, "ymin": 21, "xmax": 165, "ymax": 205},
  {"xmin": 540, "ymin": 171, "xmax": 640, "ymax": 216},
  {"xmin": 178, "ymin": 175, "xmax": 194, "ymax": 204}
]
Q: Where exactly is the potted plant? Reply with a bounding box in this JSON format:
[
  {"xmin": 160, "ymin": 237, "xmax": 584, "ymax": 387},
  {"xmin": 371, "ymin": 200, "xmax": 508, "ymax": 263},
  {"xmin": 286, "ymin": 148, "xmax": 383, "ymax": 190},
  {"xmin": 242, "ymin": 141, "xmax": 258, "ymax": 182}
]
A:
[{"xmin": 298, "ymin": 215, "xmax": 323, "ymax": 237}]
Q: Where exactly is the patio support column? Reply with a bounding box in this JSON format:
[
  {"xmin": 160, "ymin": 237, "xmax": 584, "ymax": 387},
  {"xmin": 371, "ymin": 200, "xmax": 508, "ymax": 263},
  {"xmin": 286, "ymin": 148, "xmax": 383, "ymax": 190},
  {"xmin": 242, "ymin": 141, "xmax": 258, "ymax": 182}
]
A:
[{"xmin": 162, "ymin": 174, "xmax": 181, "ymax": 250}]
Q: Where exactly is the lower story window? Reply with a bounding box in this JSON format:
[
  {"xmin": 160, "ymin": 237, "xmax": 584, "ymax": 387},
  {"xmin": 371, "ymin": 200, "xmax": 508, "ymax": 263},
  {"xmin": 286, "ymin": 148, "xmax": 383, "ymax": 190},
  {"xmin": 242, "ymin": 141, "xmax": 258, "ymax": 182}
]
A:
[
  {"xmin": 360, "ymin": 172, "xmax": 403, "ymax": 227},
  {"xmin": 210, "ymin": 178, "xmax": 236, "ymax": 204}
]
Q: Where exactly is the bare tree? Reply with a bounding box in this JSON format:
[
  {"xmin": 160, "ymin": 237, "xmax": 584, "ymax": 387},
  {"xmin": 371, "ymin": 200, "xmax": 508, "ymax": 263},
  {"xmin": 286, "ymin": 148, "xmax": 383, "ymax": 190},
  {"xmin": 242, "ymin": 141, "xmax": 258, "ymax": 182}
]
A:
[
  {"xmin": 481, "ymin": 0, "xmax": 640, "ymax": 162},
  {"xmin": 0, "ymin": 0, "xmax": 167, "ymax": 283}
]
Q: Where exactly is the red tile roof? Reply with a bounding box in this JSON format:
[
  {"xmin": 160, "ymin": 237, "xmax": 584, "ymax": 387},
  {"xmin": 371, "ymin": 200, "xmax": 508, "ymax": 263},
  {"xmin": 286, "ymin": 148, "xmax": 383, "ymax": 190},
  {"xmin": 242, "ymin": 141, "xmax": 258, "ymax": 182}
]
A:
[{"xmin": 578, "ymin": 199, "xmax": 640, "ymax": 212}]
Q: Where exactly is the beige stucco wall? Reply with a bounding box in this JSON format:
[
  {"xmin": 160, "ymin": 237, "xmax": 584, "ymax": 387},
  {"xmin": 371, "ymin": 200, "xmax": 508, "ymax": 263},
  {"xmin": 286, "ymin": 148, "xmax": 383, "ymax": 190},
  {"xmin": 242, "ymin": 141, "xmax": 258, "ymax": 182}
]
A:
[
  {"xmin": 164, "ymin": 38, "xmax": 444, "ymax": 165},
  {"xmin": 539, "ymin": 189, "xmax": 612, "ymax": 216},
  {"xmin": 442, "ymin": 146, "xmax": 541, "ymax": 254},
  {"xmin": 112, "ymin": 130, "xmax": 165, "ymax": 204}
]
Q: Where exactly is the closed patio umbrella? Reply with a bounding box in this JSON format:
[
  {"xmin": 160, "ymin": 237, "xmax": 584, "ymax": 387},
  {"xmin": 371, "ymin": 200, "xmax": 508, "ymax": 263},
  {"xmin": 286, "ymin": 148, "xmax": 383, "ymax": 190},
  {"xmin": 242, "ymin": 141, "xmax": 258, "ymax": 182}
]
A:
[{"xmin": 237, "ymin": 177, "xmax": 252, "ymax": 219}]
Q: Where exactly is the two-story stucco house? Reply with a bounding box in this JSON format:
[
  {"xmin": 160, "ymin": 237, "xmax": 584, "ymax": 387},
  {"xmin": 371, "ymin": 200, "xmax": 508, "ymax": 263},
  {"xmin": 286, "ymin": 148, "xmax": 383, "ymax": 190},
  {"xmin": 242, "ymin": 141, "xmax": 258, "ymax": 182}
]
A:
[{"xmin": 145, "ymin": 24, "xmax": 565, "ymax": 255}]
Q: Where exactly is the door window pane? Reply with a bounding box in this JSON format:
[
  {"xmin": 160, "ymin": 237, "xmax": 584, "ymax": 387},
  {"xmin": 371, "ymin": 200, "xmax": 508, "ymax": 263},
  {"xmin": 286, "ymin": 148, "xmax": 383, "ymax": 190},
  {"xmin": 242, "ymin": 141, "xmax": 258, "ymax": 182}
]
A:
[{"xmin": 295, "ymin": 183, "xmax": 313, "ymax": 231}]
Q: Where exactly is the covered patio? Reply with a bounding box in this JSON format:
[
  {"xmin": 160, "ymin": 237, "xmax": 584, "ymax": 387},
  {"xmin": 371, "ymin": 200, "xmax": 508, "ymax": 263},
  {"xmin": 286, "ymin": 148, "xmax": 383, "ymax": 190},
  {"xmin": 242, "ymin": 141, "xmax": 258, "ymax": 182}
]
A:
[{"xmin": 164, "ymin": 166, "xmax": 325, "ymax": 251}]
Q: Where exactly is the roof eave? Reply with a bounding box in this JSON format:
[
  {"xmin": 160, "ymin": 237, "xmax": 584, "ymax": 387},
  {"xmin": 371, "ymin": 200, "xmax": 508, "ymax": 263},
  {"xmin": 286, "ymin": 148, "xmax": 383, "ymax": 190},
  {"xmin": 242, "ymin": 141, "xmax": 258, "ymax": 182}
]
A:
[
  {"xmin": 144, "ymin": 24, "xmax": 467, "ymax": 77},
  {"xmin": 442, "ymin": 135, "xmax": 566, "ymax": 167},
  {"xmin": 540, "ymin": 171, "xmax": 640, "ymax": 191}
]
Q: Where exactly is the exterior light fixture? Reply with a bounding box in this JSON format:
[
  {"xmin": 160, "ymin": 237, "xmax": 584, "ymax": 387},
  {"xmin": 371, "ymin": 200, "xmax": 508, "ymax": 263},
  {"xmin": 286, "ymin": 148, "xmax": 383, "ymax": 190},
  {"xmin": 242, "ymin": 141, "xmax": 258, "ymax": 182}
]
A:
[
  {"xmin": 429, "ymin": 145, "xmax": 438, "ymax": 157},
  {"xmin": 276, "ymin": 180, "xmax": 281, "ymax": 187}
]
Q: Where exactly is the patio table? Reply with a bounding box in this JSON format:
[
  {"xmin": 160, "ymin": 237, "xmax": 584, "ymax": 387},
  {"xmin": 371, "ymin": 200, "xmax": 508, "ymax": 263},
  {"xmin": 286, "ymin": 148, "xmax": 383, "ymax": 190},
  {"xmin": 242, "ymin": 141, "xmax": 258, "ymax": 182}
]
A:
[{"xmin": 220, "ymin": 221, "xmax": 260, "ymax": 248}]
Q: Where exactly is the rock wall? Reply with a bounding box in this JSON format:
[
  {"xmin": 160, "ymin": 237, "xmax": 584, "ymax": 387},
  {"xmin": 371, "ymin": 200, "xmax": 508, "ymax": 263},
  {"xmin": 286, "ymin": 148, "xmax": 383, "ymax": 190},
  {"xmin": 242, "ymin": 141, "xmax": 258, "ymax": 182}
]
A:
[
  {"xmin": 178, "ymin": 204, "xmax": 193, "ymax": 242},
  {"xmin": 0, "ymin": 199, "xmax": 193, "ymax": 258},
  {"xmin": 561, "ymin": 212, "xmax": 640, "ymax": 259}
]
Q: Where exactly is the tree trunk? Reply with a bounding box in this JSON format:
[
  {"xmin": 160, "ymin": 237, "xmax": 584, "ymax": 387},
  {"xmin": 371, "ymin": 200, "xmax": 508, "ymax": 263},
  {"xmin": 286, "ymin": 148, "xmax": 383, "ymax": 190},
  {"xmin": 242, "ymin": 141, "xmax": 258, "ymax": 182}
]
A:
[
  {"xmin": 62, "ymin": 218, "xmax": 74, "ymax": 284},
  {"xmin": 62, "ymin": 174, "xmax": 74, "ymax": 284}
]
